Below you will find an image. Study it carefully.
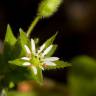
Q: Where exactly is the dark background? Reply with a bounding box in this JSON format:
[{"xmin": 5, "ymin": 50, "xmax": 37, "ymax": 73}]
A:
[{"xmin": 0, "ymin": 0, "xmax": 96, "ymax": 83}]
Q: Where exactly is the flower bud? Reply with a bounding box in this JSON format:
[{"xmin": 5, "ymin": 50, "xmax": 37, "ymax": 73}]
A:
[{"xmin": 37, "ymin": 0, "xmax": 62, "ymax": 18}]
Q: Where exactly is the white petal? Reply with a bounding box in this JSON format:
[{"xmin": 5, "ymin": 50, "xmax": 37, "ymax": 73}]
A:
[
  {"xmin": 38, "ymin": 44, "xmax": 45, "ymax": 54},
  {"xmin": 44, "ymin": 57, "xmax": 59, "ymax": 62},
  {"xmin": 21, "ymin": 57, "xmax": 30, "ymax": 61},
  {"xmin": 31, "ymin": 66, "xmax": 37, "ymax": 75},
  {"xmin": 24, "ymin": 45, "xmax": 31, "ymax": 54},
  {"xmin": 42, "ymin": 45, "xmax": 53, "ymax": 57},
  {"xmin": 44, "ymin": 61, "xmax": 56, "ymax": 66},
  {"xmin": 31, "ymin": 39, "xmax": 36, "ymax": 54},
  {"xmin": 23, "ymin": 62, "xmax": 31, "ymax": 66},
  {"xmin": 31, "ymin": 39, "xmax": 36, "ymax": 55}
]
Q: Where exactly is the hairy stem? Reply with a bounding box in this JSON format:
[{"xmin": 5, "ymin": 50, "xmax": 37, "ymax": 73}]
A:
[{"xmin": 27, "ymin": 16, "xmax": 41, "ymax": 37}]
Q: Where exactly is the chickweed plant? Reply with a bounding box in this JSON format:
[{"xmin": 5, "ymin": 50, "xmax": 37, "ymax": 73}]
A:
[{"xmin": 0, "ymin": 0, "xmax": 71, "ymax": 95}]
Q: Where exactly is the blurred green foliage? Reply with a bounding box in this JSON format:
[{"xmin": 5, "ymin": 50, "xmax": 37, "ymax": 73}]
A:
[
  {"xmin": 8, "ymin": 92, "xmax": 36, "ymax": 96},
  {"xmin": 69, "ymin": 55, "xmax": 96, "ymax": 96}
]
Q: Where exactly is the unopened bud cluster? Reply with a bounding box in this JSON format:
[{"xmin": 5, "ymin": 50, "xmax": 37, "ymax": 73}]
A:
[{"xmin": 38, "ymin": 0, "xmax": 62, "ymax": 18}]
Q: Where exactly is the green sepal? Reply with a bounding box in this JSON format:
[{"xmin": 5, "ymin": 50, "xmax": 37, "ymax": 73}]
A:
[
  {"xmin": 9, "ymin": 59, "xmax": 28, "ymax": 67},
  {"xmin": 19, "ymin": 30, "xmax": 30, "ymax": 53},
  {"xmin": 45, "ymin": 60, "xmax": 71, "ymax": 70},
  {"xmin": 31, "ymin": 67, "xmax": 43, "ymax": 85},
  {"xmin": 46, "ymin": 44, "xmax": 58, "ymax": 57},
  {"xmin": 19, "ymin": 29, "xmax": 30, "ymax": 47},
  {"xmin": 12, "ymin": 38, "xmax": 23, "ymax": 58},
  {"xmin": 12, "ymin": 29, "xmax": 30, "ymax": 58},
  {"xmin": 41, "ymin": 32, "xmax": 58, "ymax": 51}
]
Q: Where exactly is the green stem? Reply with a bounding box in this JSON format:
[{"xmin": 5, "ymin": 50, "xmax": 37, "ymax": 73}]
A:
[{"xmin": 27, "ymin": 16, "xmax": 41, "ymax": 37}]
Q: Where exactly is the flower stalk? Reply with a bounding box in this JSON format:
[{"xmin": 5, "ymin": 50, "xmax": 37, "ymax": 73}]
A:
[
  {"xmin": 27, "ymin": 0, "xmax": 62, "ymax": 37},
  {"xmin": 27, "ymin": 16, "xmax": 41, "ymax": 37}
]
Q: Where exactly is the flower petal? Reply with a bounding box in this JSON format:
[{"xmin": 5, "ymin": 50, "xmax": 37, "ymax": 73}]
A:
[
  {"xmin": 24, "ymin": 45, "xmax": 31, "ymax": 54},
  {"xmin": 23, "ymin": 62, "xmax": 31, "ymax": 66},
  {"xmin": 21, "ymin": 57, "xmax": 30, "ymax": 61},
  {"xmin": 42, "ymin": 45, "xmax": 53, "ymax": 57},
  {"xmin": 38, "ymin": 44, "xmax": 45, "ymax": 54},
  {"xmin": 44, "ymin": 57, "xmax": 59, "ymax": 62},
  {"xmin": 31, "ymin": 66, "xmax": 37, "ymax": 75},
  {"xmin": 31, "ymin": 39, "xmax": 36, "ymax": 55},
  {"xmin": 44, "ymin": 61, "xmax": 56, "ymax": 66}
]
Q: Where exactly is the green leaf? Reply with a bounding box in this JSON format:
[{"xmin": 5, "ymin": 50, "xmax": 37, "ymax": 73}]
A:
[
  {"xmin": 7, "ymin": 66, "xmax": 34, "ymax": 83},
  {"xmin": 72, "ymin": 55, "xmax": 96, "ymax": 75},
  {"xmin": 9, "ymin": 59, "xmax": 27, "ymax": 66},
  {"xmin": 41, "ymin": 32, "xmax": 58, "ymax": 51},
  {"xmin": 4, "ymin": 24, "xmax": 16, "ymax": 46},
  {"xmin": 46, "ymin": 44, "xmax": 58, "ymax": 57},
  {"xmin": 4, "ymin": 24, "xmax": 17, "ymax": 60},
  {"xmin": 45, "ymin": 60, "xmax": 71, "ymax": 70}
]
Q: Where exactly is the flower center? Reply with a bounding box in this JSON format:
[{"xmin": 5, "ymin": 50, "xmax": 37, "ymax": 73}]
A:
[{"xmin": 30, "ymin": 56, "xmax": 40, "ymax": 67}]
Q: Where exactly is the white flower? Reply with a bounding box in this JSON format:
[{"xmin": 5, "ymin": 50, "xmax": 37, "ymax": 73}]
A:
[{"xmin": 21, "ymin": 38, "xmax": 59, "ymax": 75}]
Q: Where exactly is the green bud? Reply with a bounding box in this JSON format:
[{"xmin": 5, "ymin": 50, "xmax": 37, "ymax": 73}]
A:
[{"xmin": 37, "ymin": 0, "xmax": 62, "ymax": 18}]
